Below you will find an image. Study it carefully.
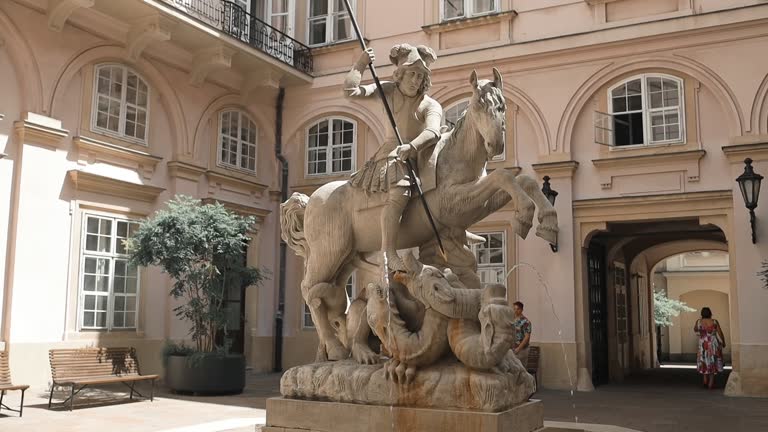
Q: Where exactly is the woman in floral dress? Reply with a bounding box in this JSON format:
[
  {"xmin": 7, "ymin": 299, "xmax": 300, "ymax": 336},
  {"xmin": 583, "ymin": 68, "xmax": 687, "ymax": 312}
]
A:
[{"xmin": 694, "ymin": 307, "xmax": 726, "ymax": 389}]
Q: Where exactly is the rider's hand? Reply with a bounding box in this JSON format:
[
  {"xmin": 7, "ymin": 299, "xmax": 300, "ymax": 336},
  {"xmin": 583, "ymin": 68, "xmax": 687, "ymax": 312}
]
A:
[
  {"xmin": 356, "ymin": 48, "xmax": 375, "ymax": 69},
  {"xmin": 396, "ymin": 143, "xmax": 415, "ymax": 161}
]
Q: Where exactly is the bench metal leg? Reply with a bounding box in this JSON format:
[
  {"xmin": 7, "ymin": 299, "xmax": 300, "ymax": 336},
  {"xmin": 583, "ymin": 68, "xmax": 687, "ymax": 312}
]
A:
[
  {"xmin": 151, "ymin": 379, "xmax": 155, "ymax": 402},
  {"xmin": 0, "ymin": 389, "xmax": 25, "ymax": 417},
  {"xmin": 48, "ymin": 385, "xmax": 54, "ymax": 409},
  {"xmin": 129, "ymin": 381, "xmax": 135, "ymax": 400},
  {"xmin": 69, "ymin": 385, "xmax": 76, "ymax": 411}
]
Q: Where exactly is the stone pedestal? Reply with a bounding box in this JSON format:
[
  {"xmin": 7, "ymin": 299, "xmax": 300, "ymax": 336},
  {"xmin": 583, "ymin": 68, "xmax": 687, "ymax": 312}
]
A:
[
  {"xmin": 280, "ymin": 359, "xmax": 534, "ymax": 412},
  {"xmin": 264, "ymin": 397, "xmax": 544, "ymax": 432}
]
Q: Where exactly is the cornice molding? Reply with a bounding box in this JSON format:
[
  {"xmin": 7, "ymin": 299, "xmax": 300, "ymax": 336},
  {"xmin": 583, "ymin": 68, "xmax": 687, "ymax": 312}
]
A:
[
  {"xmin": 74, "ymin": 135, "xmax": 163, "ymax": 180},
  {"xmin": 167, "ymin": 160, "xmax": 207, "ymax": 181},
  {"xmin": 201, "ymin": 198, "xmax": 271, "ymax": 222},
  {"xmin": 584, "ymin": 0, "xmax": 623, "ymax": 5},
  {"xmin": 14, "ymin": 113, "xmax": 69, "ymax": 148},
  {"xmin": 722, "ymin": 142, "xmax": 768, "ymax": 163},
  {"xmin": 422, "ymin": 10, "xmax": 517, "ymax": 34},
  {"xmin": 68, "ymin": 170, "xmax": 165, "ymax": 202},
  {"xmin": 269, "ymin": 190, "xmax": 283, "ymax": 202},
  {"xmin": 573, "ymin": 189, "xmax": 732, "ymax": 214},
  {"xmin": 531, "ymin": 160, "xmax": 579, "ymax": 179},
  {"xmin": 591, "ymin": 149, "xmax": 706, "ymax": 189},
  {"xmin": 206, "ymin": 170, "xmax": 269, "ymax": 198}
]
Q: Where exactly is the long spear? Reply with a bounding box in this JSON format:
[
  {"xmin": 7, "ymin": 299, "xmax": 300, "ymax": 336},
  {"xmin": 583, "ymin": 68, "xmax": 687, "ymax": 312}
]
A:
[{"xmin": 341, "ymin": 0, "xmax": 448, "ymax": 261}]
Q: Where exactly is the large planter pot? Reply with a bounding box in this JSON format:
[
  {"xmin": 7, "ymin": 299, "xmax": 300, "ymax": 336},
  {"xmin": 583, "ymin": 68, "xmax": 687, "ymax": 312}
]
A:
[{"xmin": 165, "ymin": 353, "xmax": 246, "ymax": 395}]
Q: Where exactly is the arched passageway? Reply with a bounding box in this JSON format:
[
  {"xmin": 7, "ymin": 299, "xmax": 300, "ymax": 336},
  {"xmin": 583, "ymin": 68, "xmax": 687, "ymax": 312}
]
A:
[{"xmin": 584, "ymin": 218, "xmax": 732, "ymax": 387}]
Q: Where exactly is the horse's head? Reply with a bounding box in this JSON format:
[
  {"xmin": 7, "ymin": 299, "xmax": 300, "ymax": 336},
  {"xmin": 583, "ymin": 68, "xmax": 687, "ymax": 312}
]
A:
[{"xmin": 467, "ymin": 68, "xmax": 506, "ymax": 160}]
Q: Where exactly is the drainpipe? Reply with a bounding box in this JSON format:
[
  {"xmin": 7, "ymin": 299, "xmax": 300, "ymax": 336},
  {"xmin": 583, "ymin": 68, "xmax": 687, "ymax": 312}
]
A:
[{"xmin": 273, "ymin": 87, "xmax": 287, "ymax": 372}]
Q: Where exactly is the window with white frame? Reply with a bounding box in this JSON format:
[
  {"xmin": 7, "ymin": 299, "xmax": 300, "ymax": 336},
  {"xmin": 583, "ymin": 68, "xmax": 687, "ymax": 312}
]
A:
[
  {"xmin": 444, "ymin": 99, "xmax": 504, "ymax": 161},
  {"xmin": 471, "ymin": 232, "xmax": 506, "ymax": 284},
  {"xmin": 80, "ymin": 214, "xmax": 140, "ymax": 330},
  {"xmin": 303, "ymin": 273, "xmax": 356, "ymax": 328},
  {"xmin": 308, "ymin": 0, "xmax": 353, "ymax": 46},
  {"xmin": 92, "ymin": 64, "xmax": 149, "ymax": 144},
  {"xmin": 219, "ymin": 110, "xmax": 258, "ymax": 173},
  {"xmin": 442, "ymin": 0, "xmax": 498, "ymax": 21},
  {"xmin": 306, "ymin": 117, "xmax": 355, "ymax": 176},
  {"xmin": 607, "ymin": 74, "xmax": 684, "ymax": 147}
]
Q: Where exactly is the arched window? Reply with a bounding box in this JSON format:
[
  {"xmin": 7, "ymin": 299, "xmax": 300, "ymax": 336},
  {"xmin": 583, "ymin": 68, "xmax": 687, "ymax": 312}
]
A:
[
  {"xmin": 92, "ymin": 64, "xmax": 150, "ymax": 144},
  {"xmin": 444, "ymin": 99, "xmax": 470, "ymax": 130},
  {"xmin": 218, "ymin": 110, "xmax": 258, "ymax": 173},
  {"xmin": 306, "ymin": 117, "xmax": 356, "ymax": 176},
  {"xmin": 607, "ymin": 74, "xmax": 684, "ymax": 147}
]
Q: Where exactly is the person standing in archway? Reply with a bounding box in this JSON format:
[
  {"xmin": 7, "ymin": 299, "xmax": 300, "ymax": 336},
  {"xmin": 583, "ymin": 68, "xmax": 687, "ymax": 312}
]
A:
[{"xmin": 694, "ymin": 307, "xmax": 726, "ymax": 389}]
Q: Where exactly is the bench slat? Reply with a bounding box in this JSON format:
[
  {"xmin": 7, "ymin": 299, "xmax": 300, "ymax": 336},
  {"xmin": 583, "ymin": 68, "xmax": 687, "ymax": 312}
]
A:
[{"xmin": 49, "ymin": 347, "xmax": 149, "ymax": 383}]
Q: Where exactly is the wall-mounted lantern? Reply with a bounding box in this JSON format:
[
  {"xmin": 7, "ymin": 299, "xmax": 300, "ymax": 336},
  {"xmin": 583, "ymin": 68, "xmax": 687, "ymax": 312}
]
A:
[
  {"xmin": 541, "ymin": 176, "xmax": 559, "ymax": 252},
  {"xmin": 736, "ymin": 158, "xmax": 763, "ymax": 244}
]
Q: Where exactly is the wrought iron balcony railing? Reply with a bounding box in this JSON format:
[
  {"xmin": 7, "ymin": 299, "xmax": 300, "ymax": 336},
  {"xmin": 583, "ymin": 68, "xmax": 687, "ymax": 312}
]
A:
[{"xmin": 166, "ymin": 0, "xmax": 313, "ymax": 74}]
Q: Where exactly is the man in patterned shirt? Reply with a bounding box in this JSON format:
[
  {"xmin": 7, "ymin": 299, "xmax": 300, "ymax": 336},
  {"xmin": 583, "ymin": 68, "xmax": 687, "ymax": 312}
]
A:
[{"xmin": 512, "ymin": 301, "xmax": 532, "ymax": 364}]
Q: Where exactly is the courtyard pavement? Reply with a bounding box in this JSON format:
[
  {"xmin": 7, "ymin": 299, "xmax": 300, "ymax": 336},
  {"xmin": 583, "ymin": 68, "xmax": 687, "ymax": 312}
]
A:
[{"xmin": 0, "ymin": 367, "xmax": 766, "ymax": 431}]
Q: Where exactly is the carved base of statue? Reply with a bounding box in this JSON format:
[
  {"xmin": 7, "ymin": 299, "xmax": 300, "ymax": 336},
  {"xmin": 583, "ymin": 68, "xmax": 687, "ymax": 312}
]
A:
[
  {"xmin": 264, "ymin": 397, "xmax": 544, "ymax": 432},
  {"xmin": 280, "ymin": 355, "xmax": 534, "ymax": 412}
]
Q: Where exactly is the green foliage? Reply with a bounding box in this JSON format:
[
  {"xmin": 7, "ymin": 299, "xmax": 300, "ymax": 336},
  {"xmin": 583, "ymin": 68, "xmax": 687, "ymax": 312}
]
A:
[
  {"xmin": 653, "ymin": 290, "xmax": 695, "ymax": 327},
  {"xmin": 161, "ymin": 340, "xmax": 196, "ymax": 367},
  {"xmin": 127, "ymin": 196, "xmax": 266, "ymax": 353}
]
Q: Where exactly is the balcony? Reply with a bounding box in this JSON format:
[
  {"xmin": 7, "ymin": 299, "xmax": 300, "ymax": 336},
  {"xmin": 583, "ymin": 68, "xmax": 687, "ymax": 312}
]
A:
[{"xmin": 164, "ymin": 0, "xmax": 313, "ymax": 74}]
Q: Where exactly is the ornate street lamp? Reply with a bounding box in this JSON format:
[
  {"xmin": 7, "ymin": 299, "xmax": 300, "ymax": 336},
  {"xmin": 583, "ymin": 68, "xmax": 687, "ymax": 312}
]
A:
[
  {"xmin": 541, "ymin": 176, "xmax": 559, "ymax": 252},
  {"xmin": 736, "ymin": 158, "xmax": 763, "ymax": 244}
]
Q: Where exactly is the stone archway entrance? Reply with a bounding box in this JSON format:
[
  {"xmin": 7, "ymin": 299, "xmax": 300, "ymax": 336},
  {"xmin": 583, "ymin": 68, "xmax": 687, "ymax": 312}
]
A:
[
  {"xmin": 584, "ymin": 220, "xmax": 729, "ymax": 386},
  {"xmin": 572, "ymin": 190, "xmax": 738, "ymax": 391}
]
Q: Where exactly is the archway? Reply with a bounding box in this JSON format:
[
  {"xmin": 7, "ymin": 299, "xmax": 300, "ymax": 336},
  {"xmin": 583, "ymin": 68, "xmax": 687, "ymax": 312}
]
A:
[{"xmin": 584, "ymin": 218, "xmax": 731, "ymax": 387}]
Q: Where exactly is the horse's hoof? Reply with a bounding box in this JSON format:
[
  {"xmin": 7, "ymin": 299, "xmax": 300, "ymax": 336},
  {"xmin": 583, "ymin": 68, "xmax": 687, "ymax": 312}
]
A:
[{"xmin": 535, "ymin": 224, "xmax": 558, "ymax": 245}]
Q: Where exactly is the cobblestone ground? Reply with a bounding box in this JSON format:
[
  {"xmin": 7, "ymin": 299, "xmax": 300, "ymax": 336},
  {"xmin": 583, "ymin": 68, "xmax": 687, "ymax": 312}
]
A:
[{"xmin": 1, "ymin": 367, "xmax": 766, "ymax": 431}]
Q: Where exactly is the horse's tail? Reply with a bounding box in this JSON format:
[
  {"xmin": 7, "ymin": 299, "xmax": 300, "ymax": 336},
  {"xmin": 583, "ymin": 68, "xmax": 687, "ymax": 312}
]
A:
[{"xmin": 280, "ymin": 192, "xmax": 310, "ymax": 258}]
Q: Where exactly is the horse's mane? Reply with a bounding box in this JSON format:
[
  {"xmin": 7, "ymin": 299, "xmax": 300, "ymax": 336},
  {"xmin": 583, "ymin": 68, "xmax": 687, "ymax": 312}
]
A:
[{"xmin": 443, "ymin": 84, "xmax": 504, "ymax": 155}]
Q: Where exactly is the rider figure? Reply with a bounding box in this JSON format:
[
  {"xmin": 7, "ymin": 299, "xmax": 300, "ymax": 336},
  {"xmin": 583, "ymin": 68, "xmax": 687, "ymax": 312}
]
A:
[{"xmin": 344, "ymin": 44, "xmax": 443, "ymax": 271}]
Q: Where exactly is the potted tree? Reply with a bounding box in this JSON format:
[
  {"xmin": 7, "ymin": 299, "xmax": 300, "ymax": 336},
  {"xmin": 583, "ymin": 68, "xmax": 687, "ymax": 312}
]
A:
[{"xmin": 127, "ymin": 196, "xmax": 265, "ymax": 394}]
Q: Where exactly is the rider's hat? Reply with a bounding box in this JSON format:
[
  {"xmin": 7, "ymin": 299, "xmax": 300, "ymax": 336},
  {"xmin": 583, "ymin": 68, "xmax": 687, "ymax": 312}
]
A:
[{"xmin": 389, "ymin": 44, "xmax": 437, "ymax": 72}]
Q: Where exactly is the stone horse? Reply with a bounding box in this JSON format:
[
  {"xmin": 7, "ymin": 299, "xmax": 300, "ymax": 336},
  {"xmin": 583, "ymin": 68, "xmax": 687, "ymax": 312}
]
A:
[{"xmin": 280, "ymin": 68, "xmax": 558, "ymax": 364}]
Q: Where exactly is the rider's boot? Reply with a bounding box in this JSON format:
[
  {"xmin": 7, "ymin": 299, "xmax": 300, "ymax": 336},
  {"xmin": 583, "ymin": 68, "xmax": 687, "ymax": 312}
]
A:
[{"xmin": 381, "ymin": 190, "xmax": 409, "ymax": 272}]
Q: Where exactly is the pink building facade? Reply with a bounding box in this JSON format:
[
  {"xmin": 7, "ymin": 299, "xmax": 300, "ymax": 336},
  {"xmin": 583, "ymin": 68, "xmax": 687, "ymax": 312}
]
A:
[{"xmin": 1, "ymin": 0, "xmax": 767, "ymax": 397}]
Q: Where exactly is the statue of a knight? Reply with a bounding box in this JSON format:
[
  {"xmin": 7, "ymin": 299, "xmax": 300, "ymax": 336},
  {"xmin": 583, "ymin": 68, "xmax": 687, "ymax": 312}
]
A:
[{"xmin": 343, "ymin": 44, "xmax": 443, "ymax": 271}]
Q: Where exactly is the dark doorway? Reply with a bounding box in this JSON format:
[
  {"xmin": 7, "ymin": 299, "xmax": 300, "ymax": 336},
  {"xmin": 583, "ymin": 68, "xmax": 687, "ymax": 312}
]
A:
[
  {"xmin": 216, "ymin": 248, "xmax": 248, "ymax": 354},
  {"xmin": 588, "ymin": 243, "xmax": 610, "ymax": 386}
]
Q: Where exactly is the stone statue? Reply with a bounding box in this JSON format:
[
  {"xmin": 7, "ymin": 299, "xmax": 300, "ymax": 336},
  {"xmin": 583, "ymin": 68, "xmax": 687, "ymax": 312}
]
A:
[{"xmin": 278, "ymin": 45, "xmax": 558, "ymax": 411}]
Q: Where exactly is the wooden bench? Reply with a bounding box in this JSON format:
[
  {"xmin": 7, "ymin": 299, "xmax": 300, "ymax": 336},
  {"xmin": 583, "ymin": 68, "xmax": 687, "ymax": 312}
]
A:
[
  {"xmin": 0, "ymin": 351, "xmax": 29, "ymax": 417},
  {"xmin": 48, "ymin": 347, "xmax": 158, "ymax": 411},
  {"xmin": 525, "ymin": 345, "xmax": 541, "ymax": 392}
]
